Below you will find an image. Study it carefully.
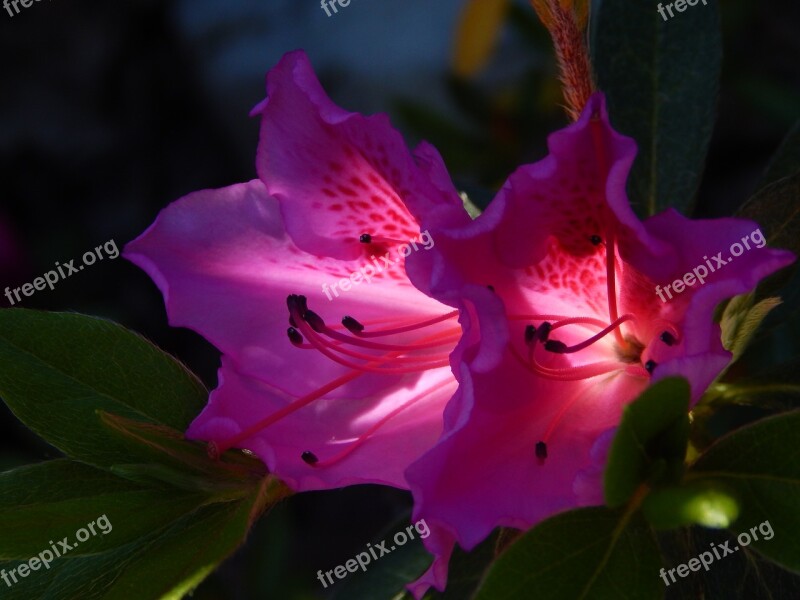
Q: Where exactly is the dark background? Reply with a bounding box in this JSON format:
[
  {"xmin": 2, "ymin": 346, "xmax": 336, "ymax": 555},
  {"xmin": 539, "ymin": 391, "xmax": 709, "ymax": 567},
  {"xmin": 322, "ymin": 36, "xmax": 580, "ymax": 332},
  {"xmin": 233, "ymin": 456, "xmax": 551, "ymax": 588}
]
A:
[{"xmin": 1, "ymin": 0, "xmax": 798, "ymax": 597}]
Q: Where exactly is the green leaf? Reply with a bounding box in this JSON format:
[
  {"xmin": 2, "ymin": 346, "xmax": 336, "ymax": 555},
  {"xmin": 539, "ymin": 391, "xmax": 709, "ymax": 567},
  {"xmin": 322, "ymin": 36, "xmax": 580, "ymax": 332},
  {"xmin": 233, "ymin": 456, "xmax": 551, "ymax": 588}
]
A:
[
  {"xmin": 737, "ymin": 170, "xmax": 800, "ymax": 254},
  {"xmin": 719, "ymin": 293, "xmax": 782, "ymax": 363},
  {"xmin": 425, "ymin": 531, "xmax": 502, "ymax": 600},
  {"xmin": 99, "ymin": 412, "xmax": 266, "ymax": 492},
  {"xmin": 0, "ymin": 460, "xmax": 208, "ymax": 560},
  {"xmin": 642, "ymin": 481, "xmax": 739, "ymax": 530},
  {"xmin": 0, "ymin": 309, "xmax": 208, "ymax": 468},
  {"xmin": 604, "ymin": 377, "xmax": 690, "ymax": 508},
  {"xmin": 590, "ymin": 0, "xmax": 721, "ymax": 216},
  {"xmin": 759, "ymin": 120, "xmax": 800, "ymax": 190},
  {"xmin": 329, "ymin": 513, "xmax": 432, "ymax": 600},
  {"xmin": 0, "ymin": 461, "xmax": 287, "ymax": 599},
  {"xmin": 659, "ymin": 526, "xmax": 800, "ymax": 599},
  {"xmin": 689, "ymin": 410, "xmax": 800, "ymax": 572},
  {"xmin": 473, "ymin": 507, "xmax": 662, "ymax": 600}
]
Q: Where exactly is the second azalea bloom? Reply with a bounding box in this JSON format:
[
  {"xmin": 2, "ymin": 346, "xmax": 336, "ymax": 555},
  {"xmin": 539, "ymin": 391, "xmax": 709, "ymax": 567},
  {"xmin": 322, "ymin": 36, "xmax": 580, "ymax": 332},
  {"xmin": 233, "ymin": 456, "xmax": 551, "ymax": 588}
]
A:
[
  {"xmin": 124, "ymin": 51, "xmax": 471, "ymax": 491},
  {"xmin": 405, "ymin": 94, "xmax": 796, "ymax": 594}
]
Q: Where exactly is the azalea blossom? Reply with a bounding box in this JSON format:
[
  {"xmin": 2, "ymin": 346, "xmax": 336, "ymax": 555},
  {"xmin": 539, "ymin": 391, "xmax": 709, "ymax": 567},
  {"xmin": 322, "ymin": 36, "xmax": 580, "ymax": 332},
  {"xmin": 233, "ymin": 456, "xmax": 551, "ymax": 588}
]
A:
[
  {"xmin": 404, "ymin": 94, "xmax": 795, "ymax": 595},
  {"xmin": 124, "ymin": 50, "xmax": 471, "ymax": 492}
]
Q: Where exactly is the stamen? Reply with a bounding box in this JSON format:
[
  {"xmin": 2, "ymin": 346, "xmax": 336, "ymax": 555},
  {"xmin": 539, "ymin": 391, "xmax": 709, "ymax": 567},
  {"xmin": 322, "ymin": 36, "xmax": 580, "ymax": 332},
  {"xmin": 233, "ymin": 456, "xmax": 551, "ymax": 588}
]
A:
[
  {"xmin": 644, "ymin": 360, "xmax": 657, "ymax": 374},
  {"xmin": 539, "ymin": 386, "xmax": 596, "ymax": 447},
  {"xmin": 342, "ymin": 316, "xmax": 365, "ymax": 333},
  {"xmin": 314, "ymin": 320, "xmax": 459, "ymax": 352},
  {"xmin": 660, "ymin": 331, "xmax": 677, "ymax": 346},
  {"xmin": 543, "ymin": 314, "xmax": 635, "ymax": 354},
  {"xmin": 589, "ymin": 119, "xmax": 626, "ymax": 349},
  {"xmin": 287, "ymin": 327, "xmax": 304, "ymax": 346},
  {"xmin": 303, "ymin": 310, "xmax": 326, "ymax": 333},
  {"xmin": 301, "ymin": 451, "xmax": 319, "ymax": 465},
  {"xmin": 214, "ymin": 368, "xmax": 366, "ymax": 454},
  {"xmin": 353, "ymin": 310, "xmax": 459, "ymax": 338},
  {"xmin": 294, "ymin": 315, "xmax": 452, "ymax": 374},
  {"xmin": 359, "ymin": 233, "xmax": 406, "ymax": 245},
  {"xmin": 536, "ymin": 322, "xmax": 552, "ymax": 343},
  {"xmin": 214, "ymin": 329, "xmax": 456, "ymax": 454},
  {"xmin": 524, "ymin": 325, "xmax": 537, "ymax": 345},
  {"xmin": 535, "ymin": 441, "xmax": 548, "ymax": 462},
  {"xmin": 590, "ymin": 235, "xmax": 602, "ymax": 246},
  {"xmin": 509, "ymin": 344, "xmax": 623, "ymax": 382},
  {"xmin": 306, "ymin": 379, "xmax": 454, "ymax": 469}
]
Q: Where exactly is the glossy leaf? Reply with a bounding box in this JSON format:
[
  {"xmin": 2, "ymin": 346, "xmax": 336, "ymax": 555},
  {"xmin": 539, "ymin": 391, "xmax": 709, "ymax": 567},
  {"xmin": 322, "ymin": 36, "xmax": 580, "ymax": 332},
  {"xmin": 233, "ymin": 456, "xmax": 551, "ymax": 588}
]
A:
[
  {"xmin": 0, "ymin": 461, "xmax": 286, "ymax": 600},
  {"xmin": 473, "ymin": 507, "xmax": 662, "ymax": 600},
  {"xmin": 759, "ymin": 120, "xmax": 800, "ymax": 189},
  {"xmin": 0, "ymin": 309, "xmax": 207, "ymax": 468},
  {"xmin": 604, "ymin": 377, "xmax": 690, "ymax": 508},
  {"xmin": 329, "ymin": 513, "xmax": 432, "ymax": 600},
  {"xmin": 737, "ymin": 170, "xmax": 800, "ymax": 254},
  {"xmin": 642, "ymin": 481, "xmax": 739, "ymax": 530},
  {"xmin": 690, "ymin": 410, "xmax": 800, "ymax": 572},
  {"xmin": 590, "ymin": 0, "xmax": 721, "ymax": 216}
]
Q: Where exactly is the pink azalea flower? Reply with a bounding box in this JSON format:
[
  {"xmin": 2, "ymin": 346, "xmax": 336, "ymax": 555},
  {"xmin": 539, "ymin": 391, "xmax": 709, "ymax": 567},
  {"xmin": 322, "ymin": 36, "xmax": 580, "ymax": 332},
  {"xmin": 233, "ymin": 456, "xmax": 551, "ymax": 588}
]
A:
[
  {"xmin": 124, "ymin": 51, "xmax": 471, "ymax": 492},
  {"xmin": 404, "ymin": 94, "xmax": 796, "ymax": 596}
]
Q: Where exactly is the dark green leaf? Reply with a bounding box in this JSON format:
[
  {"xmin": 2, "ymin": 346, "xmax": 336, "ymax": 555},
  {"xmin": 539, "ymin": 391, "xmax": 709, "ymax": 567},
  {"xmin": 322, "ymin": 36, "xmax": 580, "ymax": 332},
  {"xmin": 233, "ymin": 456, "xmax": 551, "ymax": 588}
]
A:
[
  {"xmin": 330, "ymin": 514, "xmax": 432, "ymax": 600},
  {"xmin": 473, "ymin": 507, "xmax": 662, "ymax": 600},
  {"xmin": 590, "ymin": 0, "xmax": 721, "ymax": 216},
  {"xmin": 605, "ymin": 378, "xmax": 690, "ymax": 508},
  {"xmin": 0, "ymin": 460, "xmax": 207, "ymax": 559},
  {"xmin": 719, "ymin": 293, "xmax": 782, "ymax": 363},
  {"xmin": 642, "ymin": 481, "xmax": 739, "ymax": 530},
  {"xmin": 658, "ymin": 526, "xmax": 800, "ymax": 599},
  {"xmin": 759, "ymin": 120, "xmax": 800, "ymax": 190},
  {"xmin": 99, "ymin": 412, "xmax": 265, "ymax": 491},
  {"xmin": 690, "ymin": 410, "xmax": 800, "ymax": 571},
  {"xmin": 737, "ymin": 170, "xmax": 800, "ymax": 254},
  {"xmin": 424, "ymin": 530, "xmax": 502, "ymax": 600},
  {"xmin": 0, "ymin": 309, "xmax": 207, "ymax": 468},
  {"xmin": 0, "ymin": 461, "xmax": 285, "ymax": 600}
]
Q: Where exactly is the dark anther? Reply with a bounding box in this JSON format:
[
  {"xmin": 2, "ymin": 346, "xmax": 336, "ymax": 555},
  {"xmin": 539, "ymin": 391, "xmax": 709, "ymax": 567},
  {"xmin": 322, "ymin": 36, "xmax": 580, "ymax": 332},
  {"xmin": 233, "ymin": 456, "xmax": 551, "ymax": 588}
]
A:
[
  {"xmin": 487, "ymin": 285, "xmax": 495, "ymax": 292},
  {"xmin": 524, "ymin": 325, "xmax": 537, "ymax": 345},
  {"xmin": 644, "ymin": 360, "xmax": 657, "ymax": 374},
  {"xmin": 535, "ymin": 441, "xmax": 548, "ymax": 461},
  {"xmin": 659, "ymin": 331, "xmax": 677, "ymax": 346},
  {"xmin": 303, "ymin": 310, "xmax": 326, "ymax": 333},
  {"xmin": 301, "ymin": 451, "xmax": 319, "ymax": 465},
  {"xmin": 590, "ymin": 235, "xmax": 602, "ymax": 246},
  {"xmin": 536, "ymin": 322, "xmax": 552, "ymax": 343},
  {"xmin": 286, "ymin": 294, "xmax": 308, "ymax": 314},
  {"xmin": 342, "ymin": 316, "xmax": 365, "ymax": 333},
  {"xmin": 359, "ymin": 233, "xmax": 372, "ymax": 244},
  {"xmin": 544, "ymin": 340, "xmax": 568, "ymax": 353},
  {"xmin": 287, "ymin": 327, "xmax": 304, "ymax": 346}
]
